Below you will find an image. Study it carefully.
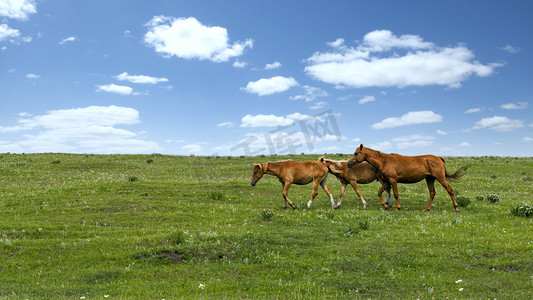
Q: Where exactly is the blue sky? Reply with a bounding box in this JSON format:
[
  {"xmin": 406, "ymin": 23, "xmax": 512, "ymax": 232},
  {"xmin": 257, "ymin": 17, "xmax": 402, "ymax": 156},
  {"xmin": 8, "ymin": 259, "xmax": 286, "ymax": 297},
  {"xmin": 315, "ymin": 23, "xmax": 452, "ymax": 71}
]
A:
[{"xmin": 1, "ymin": 0, "xmax": 532, "ymax": 156}]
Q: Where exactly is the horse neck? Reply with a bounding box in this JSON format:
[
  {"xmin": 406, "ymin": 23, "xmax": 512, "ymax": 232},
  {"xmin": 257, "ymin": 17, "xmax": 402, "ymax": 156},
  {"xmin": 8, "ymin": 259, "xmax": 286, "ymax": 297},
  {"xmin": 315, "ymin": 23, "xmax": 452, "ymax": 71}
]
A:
[
  {"xmin": 264, "ymin": 162, "xmax": 281, "ymax": 176},
  {"xmin": 364, "ymin": 149, "xmax": 385, "ymax": 169}
]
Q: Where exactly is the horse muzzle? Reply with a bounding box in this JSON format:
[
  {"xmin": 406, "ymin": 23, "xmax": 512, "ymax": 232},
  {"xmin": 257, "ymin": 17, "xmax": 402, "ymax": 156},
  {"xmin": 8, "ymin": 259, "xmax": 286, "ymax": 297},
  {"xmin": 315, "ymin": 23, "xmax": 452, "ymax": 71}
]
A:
[
  {"xmin": 251, "ymin": 180, "xmax": 256, "ymax": 186},
  {"xmin": 347, "ymin": 161, "xmax": 354, "ymax": 168}
]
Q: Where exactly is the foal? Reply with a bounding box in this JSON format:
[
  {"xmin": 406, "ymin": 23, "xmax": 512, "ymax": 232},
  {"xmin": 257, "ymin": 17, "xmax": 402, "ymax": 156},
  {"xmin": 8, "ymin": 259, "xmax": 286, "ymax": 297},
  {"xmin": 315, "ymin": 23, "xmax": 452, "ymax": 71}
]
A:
[
  {"xmin": 320, "ymin": 157, "xmax": 391, "ymax": 209},
  {"xmin": 347, "ymin": 144, "xmax": 465, "ymax": 212},
  {"xmin": 250, "ymin": 160, "xmax": 336, "ymax": 209}
]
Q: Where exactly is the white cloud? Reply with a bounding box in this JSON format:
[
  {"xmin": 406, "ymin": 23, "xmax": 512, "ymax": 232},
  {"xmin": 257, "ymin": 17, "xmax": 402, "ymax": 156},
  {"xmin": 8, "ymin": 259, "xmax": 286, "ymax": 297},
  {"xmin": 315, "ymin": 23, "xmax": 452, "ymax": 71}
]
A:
[
  {"xmin": 115, "ymin": 72, "xmax": 168, "ymax": 84},
  {"xmin": 473, "ymin": 116, "xmax": 524, "ymax": 132},
  {"xmin": 217, "ymin": 121, "xmax": 234, "ymax": 128},
  {"xmin": 59, "ymin": 36, "xmax": 77, "ymax": 45},
  {"xmin": 0, "ymin": 0, "xmax": 36, "ymax": 20},
  {"xmin": 372, "ymin": 111, "xmax": 443, "ymax": 129},
  {"xmin": 309, "ymin": 101, "xmax": 327, "ymax": 110},
  {"xmin": 305, "ymin": 30, "xmax": 501, "ymax": 88},
  {"xmin": 501, "ymin": 45, "xmax": 521, "ymax": 54},
  {"xmin": 96, "ymin": 84, "xmax": 134, "ymax": 95},
  {"xmin": 393, "ymin": 134, "xmax": 435, "ymax": 149},
  {"xmin": 523, "ymin": 137, "xmax": 533, "ymax": 142},
  {"xmin": 465, "ymin": 108, "xmax": 481, "ymax": 114},
  {"xmin": 0, "ymin": 23, "xmax": 19, "ymax": 41},
  {"xmin": 289, "ymin": 85, "xmax": 328, "ymax": 102},
  {"xmin": 358, "ymin": 95, "xmax": 375, "ymax": 104},
  {"xmin": 240, "ymin": 114, "xmax": 294, "ymax": 128},
  {"xmin": 459, "ymin": 142, "xmax": 471, "ymax": 147},
  {"xmin": 368, "ymin": 141, "xmax": 392, "ymax": 151},
  {"xmin": 239, "ymin": 112, "xmax": 317, "ymax": 128},
  {"xmin": 25, "ymin": 73, "xmax": 40, "ymax": 79},
  {"xmin": 0, "ymin": 105, "xmax": 160, "ymax": 153},
  {"xmin": 182, "ymin": 144, "xmax": 203, "ymax": 153},
  {"xmin": 143, "ymin": 16, "xmax": 253, "ymax": 62},
  {"xmin": 242, "ymin": 76, "xmax": 298, "ymax": 96},
  {"xmin": 233, "ymin": 60, "xmax": 247, "ymax": 68},
  {"xmin": 265, "ymin": 61, "xmax": 282, "ymax": 70},
  {"xmin": 436, "ymin": 129, "xmax": 448, "ymax": 135},
  {"xmin": 501, "ymin": 102, "xmax": 527, "ymax": 110}
]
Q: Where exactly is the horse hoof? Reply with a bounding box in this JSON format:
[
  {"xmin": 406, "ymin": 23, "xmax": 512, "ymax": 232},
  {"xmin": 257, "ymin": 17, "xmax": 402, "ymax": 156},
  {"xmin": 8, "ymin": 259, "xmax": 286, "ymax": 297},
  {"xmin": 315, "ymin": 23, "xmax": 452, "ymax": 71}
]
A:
[
  {"xmin": 423, "ymin": 209, "xmax": 430, "ymax": 212},
  {"xmin": 454, "ymin": 209, "xmax": 460, "ymax": 213},
  {"xmin": 334, "ymin": 205, "xmax": 340, "ymax": 210}
]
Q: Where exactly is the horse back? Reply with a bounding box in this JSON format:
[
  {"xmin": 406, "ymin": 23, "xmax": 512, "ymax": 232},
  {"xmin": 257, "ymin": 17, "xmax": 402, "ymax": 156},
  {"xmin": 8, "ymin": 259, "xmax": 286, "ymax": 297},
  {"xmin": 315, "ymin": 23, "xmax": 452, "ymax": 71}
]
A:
[{"xmin": 279, "ymin": 160, "xmax": 328, "ymax": 184}]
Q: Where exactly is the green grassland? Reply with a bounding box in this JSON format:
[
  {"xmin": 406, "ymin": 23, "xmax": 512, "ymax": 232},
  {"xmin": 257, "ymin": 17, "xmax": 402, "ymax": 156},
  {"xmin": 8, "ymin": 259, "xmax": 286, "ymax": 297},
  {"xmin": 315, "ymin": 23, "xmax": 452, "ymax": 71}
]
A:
[{"xmin": 1, "ymin": 153, "xmax": 532, "ymax": 298}]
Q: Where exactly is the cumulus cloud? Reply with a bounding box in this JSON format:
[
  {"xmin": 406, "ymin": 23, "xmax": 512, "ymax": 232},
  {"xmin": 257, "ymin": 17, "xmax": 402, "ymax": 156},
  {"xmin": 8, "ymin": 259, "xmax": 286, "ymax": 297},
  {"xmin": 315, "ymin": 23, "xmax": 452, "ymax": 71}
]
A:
[
  {"xmin": 0, "ymin": 23, "xmax": 19, "ymax": 41},
  {"xmin": 240, "ymin": 114, "xmax": 295, "ymax": 128},
  {"xmin": 372, "ymin": 111, "xmax": 443, "ymax": 129},
  {"xmin": 240, "ymin": 112, "xmax": 317, "ymax": 128},
  {"xmin": 473, "ymin": 116, "xmax": 524, "ymax": 132},
  {"xmin": 265, "ymin": 61, "xmax": 282, "ymax": 70},
  {"xmin": 242, "ymin": 76, "xmax": 298, "ymax": 96},
  {"xmin": 115, "ymin": 72, "xmax": 168, "ymax": 84},
  {"xmin": 143, "ymin": 16, "xmax": 253, "ymax": 62},
  {"xmin": 0, "ymin": 105, "xmax": 160, "ymax": 153},
  {"xmin": 96, "ymin": 84, "xmax": 134, "ymax": 95},
  {"xmin": 0, "ymin": 0, "xmax": 36, "ymax": 20},
  {"xmin": 305, "ymin": 30, "xmax": 502, "ymax": 88},
  {"xmin": 25, "ymin": 73, "xmax": 40, "ymax": 79},
  {"xmin": 501, "ymin": 102, "xmax": 528, "ymax": 110}
]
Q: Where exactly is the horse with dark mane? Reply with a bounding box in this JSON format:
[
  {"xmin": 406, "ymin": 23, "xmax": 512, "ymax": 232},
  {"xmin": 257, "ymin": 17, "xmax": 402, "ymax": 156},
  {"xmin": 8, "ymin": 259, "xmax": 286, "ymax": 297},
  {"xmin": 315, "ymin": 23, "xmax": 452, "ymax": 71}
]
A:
[
  {"xmin": 319, "ymin": 157, "xmax": 391, "ymax": 210},
  {"xmin": 347, "ymin": 144, "xmax": 465, "ymax": 212},
  {"xmin": 251, "ymin": 159, "xmax": 336, "ymax": 210}
]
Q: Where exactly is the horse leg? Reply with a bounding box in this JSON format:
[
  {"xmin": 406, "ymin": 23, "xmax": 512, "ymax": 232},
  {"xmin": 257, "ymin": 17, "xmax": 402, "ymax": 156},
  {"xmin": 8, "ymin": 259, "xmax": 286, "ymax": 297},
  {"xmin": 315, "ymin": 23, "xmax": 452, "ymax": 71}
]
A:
[
  {"xmin": 384, "ymin": 185, "xmax": 392, "ymax": 207},
  {"xmin": 436, "ymin": 177, "xmax": 460, "ymax": 213},
  {"xmin": 390, "ymin": 180, "xmax": 401, "ymax": 211},
  {"xmin": 319, "ymin": 178, "xmax": 336, "ymax": 210},
  {"xmin": 350, "ymin": 180, "xmax": 367, "ymax": 210},
  {"xmin": 306, "ymin": 180, "xmax": 320, "ymax": 209},
  {"xmin": 377, "ymin": 182, "xmax": 390, "ymax": 209},
  {"xmin": 335, "ymin": 182, "xmax": 347, "ymax": 209},
  {"xmin": 424, "ymin": 177, "xmax": 436, "ymax": 212},
  {"xmin": 282, "ymin": 181, "xmax": 297, "ymax": 209}
]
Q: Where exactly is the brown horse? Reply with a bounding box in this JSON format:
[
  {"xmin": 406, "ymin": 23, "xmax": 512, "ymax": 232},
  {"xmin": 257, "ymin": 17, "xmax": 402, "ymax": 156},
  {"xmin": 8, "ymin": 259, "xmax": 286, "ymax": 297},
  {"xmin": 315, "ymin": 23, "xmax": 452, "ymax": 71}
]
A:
[
  {"xmin": 319, "ymin": 157, "xmax": 391, "ymax": 209},
  {"xmin": 347, "ymin": 144, "xmax": 465, "ymax": 212},
  {"xmin": 251, "ymin": 160, "xmax": 336, "ymax": 210}
]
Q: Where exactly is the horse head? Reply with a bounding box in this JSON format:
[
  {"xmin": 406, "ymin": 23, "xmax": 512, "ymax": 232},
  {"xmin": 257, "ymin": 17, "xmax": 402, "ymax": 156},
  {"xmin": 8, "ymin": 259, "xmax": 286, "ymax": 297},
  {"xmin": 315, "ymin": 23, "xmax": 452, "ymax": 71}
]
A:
[
  {"xmin": 347, "ymin": 144, "xmax": 365, "ymax": 168},
  {"xmin": 250, "ymin": 162, "xmax": 268, "ymax": 186},
  {"xmin": 319, "ymin": 157, "xmax": 344, "ymax": 176}
]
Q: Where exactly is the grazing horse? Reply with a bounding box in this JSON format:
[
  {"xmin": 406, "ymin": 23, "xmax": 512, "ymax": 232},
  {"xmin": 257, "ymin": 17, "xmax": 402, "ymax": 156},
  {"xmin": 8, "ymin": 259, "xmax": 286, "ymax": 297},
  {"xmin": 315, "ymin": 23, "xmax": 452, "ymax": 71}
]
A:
[
  {"xmin": 347, "ymin": 144, "xmax": 465, "ymax": 212},
  {"xmin": 250, "ymin": 160, "xmax": 336, "ymax": 210},
  {"xmin": 319, "ymin": 157, "xmax": 391, "ymax": 210}
]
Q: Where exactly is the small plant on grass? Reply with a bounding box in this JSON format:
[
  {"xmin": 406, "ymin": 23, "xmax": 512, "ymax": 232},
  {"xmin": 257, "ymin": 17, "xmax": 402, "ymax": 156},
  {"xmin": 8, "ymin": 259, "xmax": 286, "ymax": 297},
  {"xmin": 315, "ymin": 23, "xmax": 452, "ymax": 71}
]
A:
[
  {"xmin": 51, "ymin": 160, "xmax": 61, "ymax": 165},
  {"xmin": 128, "ymin": 176, "xmax": 139, "ymax": 182},
  {"xmin": 456, "ymin": 196, "xmax": 471, "ymax": 208},
  {"xmin": 510, "ymin": 204, "xmax": 533, "ymax": 218},
  {"xmin": 344, "ymin": 226, "xmax": 358, "ymax": 237},
  {"xmin": 208, "ymin": 191, "xmax": 226, "ymax": 201},
  {"xmin": 146, "ymin": 158, "xmax": 154, "ymax": 164},
  {"xmin": 358, "ymin": 220, "xmax": 369, "ymax": 230},
  {"xmin": 169, "ymin": 231, "xmax": 187, "ymax": 245},
  {"xmin": 260, "ymin": 209, "xmax": 274, "ymax": 222},
  {"xmin": 522, "ymin": 176, "xmax": 533, "ymax": 182},
  {"xmin": 476, "ymin": 195, "xmax": 485, "ymax": 201},
  {"xmin": 486, "ymin": 194, "xmax": 500, "ymax": 203}
]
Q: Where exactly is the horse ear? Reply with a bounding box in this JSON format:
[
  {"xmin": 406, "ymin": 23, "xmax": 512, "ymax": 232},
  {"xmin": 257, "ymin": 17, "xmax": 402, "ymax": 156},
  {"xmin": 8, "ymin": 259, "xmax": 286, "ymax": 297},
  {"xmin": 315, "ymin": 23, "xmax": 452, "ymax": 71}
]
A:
[
  {"xmin": 318, "ymin": 156, "xmax": 324, "ymax": 162},
  {"xmin": 359, "ymin": 144, "xmax": 364, "ymax": 150}
]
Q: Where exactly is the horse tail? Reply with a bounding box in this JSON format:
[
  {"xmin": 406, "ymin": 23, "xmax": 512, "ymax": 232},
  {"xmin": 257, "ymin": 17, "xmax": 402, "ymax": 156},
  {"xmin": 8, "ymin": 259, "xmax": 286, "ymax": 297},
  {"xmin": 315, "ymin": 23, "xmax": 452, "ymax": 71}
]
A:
[{"xmin": 445, "ymin": 166, "xmax": 466, "ymax": 180}]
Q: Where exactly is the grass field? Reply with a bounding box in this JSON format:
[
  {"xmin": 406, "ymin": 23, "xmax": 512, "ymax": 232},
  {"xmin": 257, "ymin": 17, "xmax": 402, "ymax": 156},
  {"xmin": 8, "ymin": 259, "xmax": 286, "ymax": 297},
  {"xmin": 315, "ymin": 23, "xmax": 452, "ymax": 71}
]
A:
[{"xmin": 1, "ymin": 153, "xmax": 532, "ymax": 298}]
